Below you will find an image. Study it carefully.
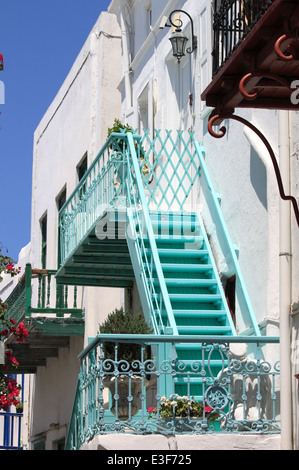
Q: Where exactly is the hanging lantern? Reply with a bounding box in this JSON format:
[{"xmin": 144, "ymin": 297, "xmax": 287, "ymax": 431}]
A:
[
  {"xmin": 163, "ymin": 10, "xmax": 197, "ymax": 64},
  {"xmin": 169, "ymin": 29, "xmax": 189, "ymax": 63}
]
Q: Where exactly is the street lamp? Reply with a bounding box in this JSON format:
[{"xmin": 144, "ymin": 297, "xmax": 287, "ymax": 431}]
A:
[{"xmin": 167, "ymin": 10, "xmax": 197, "ymax": 63}]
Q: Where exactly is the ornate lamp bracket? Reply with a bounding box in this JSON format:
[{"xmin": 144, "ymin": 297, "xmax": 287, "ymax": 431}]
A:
[{"xmin": 208, "ymin": 112, "xmax": 299, "ymax": 227}]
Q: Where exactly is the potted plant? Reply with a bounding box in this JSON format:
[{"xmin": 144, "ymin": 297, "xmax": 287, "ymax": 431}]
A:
[
  {"xmin": 107, "ymin": 119, "xmax": 149, "ymax": 179},
  {"xmin": 99, "ymin": 307, "xmax": 153, "ymax": 420}
]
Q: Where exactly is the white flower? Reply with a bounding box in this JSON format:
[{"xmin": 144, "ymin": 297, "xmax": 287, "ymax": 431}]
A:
[{"xmin": 170, "ymin": 401, "xmax": 177, "ymax": 407}]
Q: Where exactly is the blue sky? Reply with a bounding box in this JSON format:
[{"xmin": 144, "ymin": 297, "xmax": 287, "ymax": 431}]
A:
[{"xmin": 0, "ymin": 0, "xmax": 111, "ymax": 261}]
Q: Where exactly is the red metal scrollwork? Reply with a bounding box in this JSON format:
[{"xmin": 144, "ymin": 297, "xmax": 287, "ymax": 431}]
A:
[
  {"xmin": 239, "ymin": 72, "xmax": 291, "ymax": 101},
  {"xmin": 274, "ymin": 33, "xmax": 297, "ymax": 61},
  {"xmin": 208, "ymin": 112, "xmax": 299, "ymax": 227}
]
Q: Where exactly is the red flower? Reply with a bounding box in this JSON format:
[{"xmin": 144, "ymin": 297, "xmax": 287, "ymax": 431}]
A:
[
  {"xmin": 147, "ymin": 406, "xmax": 155, "ymax": 412},
  {"xmin": 204, "ymin": 405, "xmax": 213, "ymax": 413}
]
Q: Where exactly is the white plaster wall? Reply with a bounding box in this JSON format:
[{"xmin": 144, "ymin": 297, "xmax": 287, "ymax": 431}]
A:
[
  {"xmin": 81, "ymin": 432, "xmax": 281, "ymax": 451},
  {"xmin": 23, "ymin": 336, "xmax": 83, "ymax": 450},
  {"xmin": 202, "ymin": 108, "xmax": 280, "ymax": 328},
  {"xmin": 289, "ymin": 111, "xmax": 299, "ymax": 304},
  {"xmin": 290, "ymin": 110, "xmax": 299, "ymax": 449}
]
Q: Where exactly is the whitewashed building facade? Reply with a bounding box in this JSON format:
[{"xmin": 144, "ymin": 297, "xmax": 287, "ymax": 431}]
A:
[{"xmin": 2, "ymin": 0, "xmax": 299, "ymax": 450}]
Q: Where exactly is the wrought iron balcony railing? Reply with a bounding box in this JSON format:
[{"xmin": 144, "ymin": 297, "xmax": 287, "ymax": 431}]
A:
[
  {"xmin": 66, "ymin": 334, "xmax": 280, "ymax": 450},
  {"xmin": 212, "ymin": 0, "xmax": 276, "ymax": 75}
]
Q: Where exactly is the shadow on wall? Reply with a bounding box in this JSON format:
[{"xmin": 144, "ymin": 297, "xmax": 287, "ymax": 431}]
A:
[{"xmin": 250, "ymin": 146, "xmax": 267, "ymax": 210}]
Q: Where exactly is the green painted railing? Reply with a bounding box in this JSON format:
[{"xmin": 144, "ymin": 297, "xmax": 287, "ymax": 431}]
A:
[
  {"xmin": 3, "ymin": 277, "xmax": 26, "ymax": 326},
  {"xmin": 5, "ymin": 264, "xmax": 83, "ymax": 323},
  {"xmin": 25, "ymin": 264, "xmax": 82, "ymax": 319},
  {"xmin": 65, "ymin": 334, "xmax": 280, "ymax": 450}
]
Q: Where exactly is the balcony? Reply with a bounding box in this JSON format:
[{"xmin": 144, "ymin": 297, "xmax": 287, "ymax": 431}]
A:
[
  {"xmin": 4, "ymin": 263, "xmax": 84, "ymax": 374},
  {"xmin": 202, "ymin": 0, "xmax": 299, "ymax": 114},
  {"xmin": 66, "ymin": 334, "xmax": 280, "ymax": 450}
]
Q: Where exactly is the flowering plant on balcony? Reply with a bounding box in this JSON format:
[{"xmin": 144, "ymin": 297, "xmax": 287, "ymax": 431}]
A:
[
  {"xmin": 0, "ymin": 249, "xmax": 28, "ymax": 411},
  {"xmin": 0, "ymin": 375, "xmax": 21, "ymax": 411},
  {"xmin": 147, "ymin": 394, "xmax": 219, "ymax": 422}
]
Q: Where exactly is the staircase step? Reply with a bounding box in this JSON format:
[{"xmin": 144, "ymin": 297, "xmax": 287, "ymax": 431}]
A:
[
  {"xmin": 160, "ymin": 263, "xmax": 213, "ymax": 273},
  {"xmin": 154, "ymin": 279, "xmax": 218, "ymax": 288},
  {"xmin": 177, "ymin": 325, "xmax": 232, "ymax": 334},
  {"xmin": 172, "ymin": 309, "xmax": 227, "ymax": 319},
  {"xmin": 145, "ymin": 248, "xmax": 209, "ymax": 259},
  {"xmin": 168, "ymin": 293, "xmax": 222, "ymax": 302},
  {"xmin": 145, "ymin": 236, "xmax": 204, "ymax": 247}
]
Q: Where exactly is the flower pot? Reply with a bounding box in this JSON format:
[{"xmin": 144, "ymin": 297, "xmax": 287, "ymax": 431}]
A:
[{"xmin": 104, "ymin": 375, "xmax": 147, "ymax": 421}]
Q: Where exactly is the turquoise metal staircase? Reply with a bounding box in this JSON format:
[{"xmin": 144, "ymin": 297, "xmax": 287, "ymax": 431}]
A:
[
  {"xmin": 138, "ymin": 209, "xmax": 236, "ymax": 399},
  {"xmin": 146, "ymin": 211, "xmax": 235, "ymax": 338},
  {"xmin": 57, "ymin": 129, "xmax": 260, "ymax": 399}
]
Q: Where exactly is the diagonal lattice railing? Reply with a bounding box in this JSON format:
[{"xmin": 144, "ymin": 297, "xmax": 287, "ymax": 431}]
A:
[{"xmin": 139, "ymin": 130, "xmax": 199, "ymax": 211}]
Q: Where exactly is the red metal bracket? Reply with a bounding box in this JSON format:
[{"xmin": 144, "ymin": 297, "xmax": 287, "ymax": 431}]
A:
[
  {"xmin": 274, "ymin": 33, "xmax": 297, "ymax": 61},
  {"xmin": 208, "ymin": 112, "xmax": 299, "ymax": 227},
  {"xmin": 239, "ymin": 72, "xmax": 291, "ymax": 101}
]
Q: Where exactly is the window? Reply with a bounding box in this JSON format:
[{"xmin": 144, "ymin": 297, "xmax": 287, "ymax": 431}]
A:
[
  {"xmin": 77, "ymin": 153, "xmax": 88, "ymax": 199},
  {"xmin": 40, "ymin": 214, "xmax": 47, "ymax": 269},
  {"xmin": 52, "ymin": 438, "xmax": 65, "ymax": 450},
  {"xmin": 33, "ymin": 438, "xmax": 45, "ymax": 450},
  {"xmin": 77, "ymin": 152, "xmax": 88, "ymax": 182},
  {"xmin": 57, "ymin": 187, "xmax": 66, "ymax": 211},
  {"xmin": 56, "ymin": 187, "xmax": 66, "ymax": 267}
]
